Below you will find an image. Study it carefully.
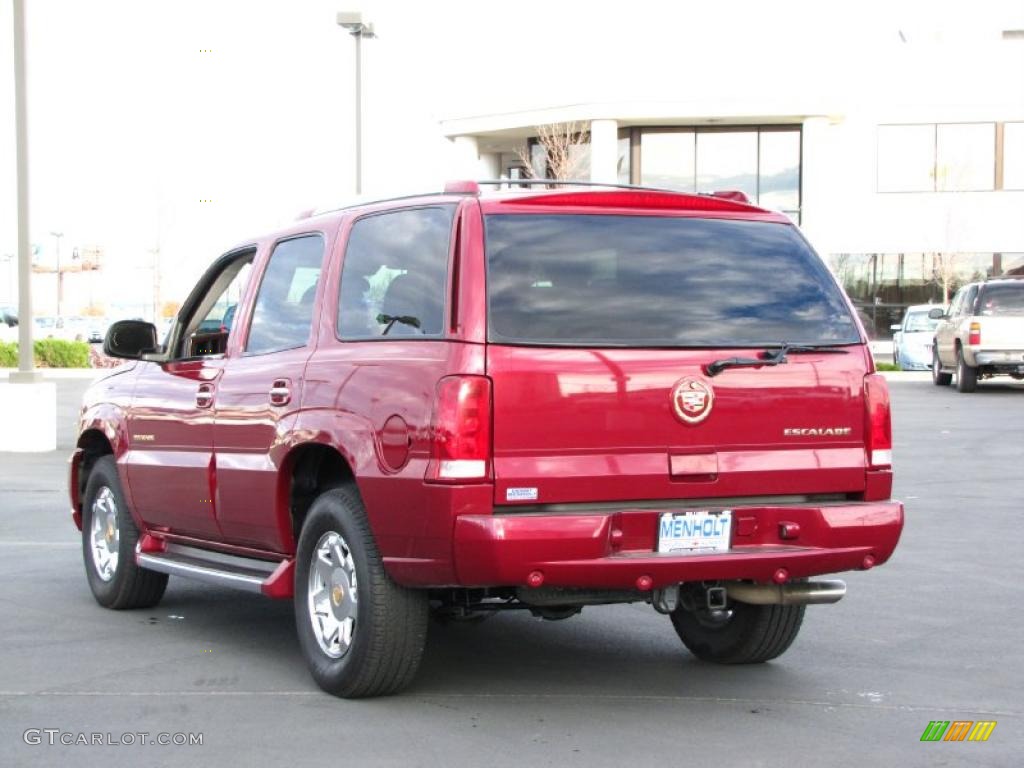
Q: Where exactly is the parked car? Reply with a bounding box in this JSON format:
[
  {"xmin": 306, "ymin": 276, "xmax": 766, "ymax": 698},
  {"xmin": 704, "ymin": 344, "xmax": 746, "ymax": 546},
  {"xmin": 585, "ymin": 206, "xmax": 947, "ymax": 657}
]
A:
[
  {"xmin": 71, "ymin": 182, "xmax": 903, "ymax": 698},
  {"xmin": 931, "ymin": 277, "xmax": 1024, "ymax": 392},
  {"xmin": 1, "ymin": 305, "xmax": 16, "ymax": 327},
  {"xmin": 890, "ymin": 304, "xmax": 940, "ymax": 370}
]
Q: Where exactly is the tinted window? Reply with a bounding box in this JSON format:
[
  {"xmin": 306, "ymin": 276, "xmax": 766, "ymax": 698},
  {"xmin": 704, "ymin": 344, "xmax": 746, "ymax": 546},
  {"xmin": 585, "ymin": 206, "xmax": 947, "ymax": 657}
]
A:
[
  {"xmin": 978, "ymin": 284, "xmax": 1024, "ymax": 316},
  {"xmin": 337, "ymin": 206, "xmax": 455, "ymax": 339},
  {"xmin": 246, "ymin": 236, "xmax": 324, "ymax": 354},
  {"xmin": 485, "ymin": 214, "xmax": 859, "ymax": 347}
]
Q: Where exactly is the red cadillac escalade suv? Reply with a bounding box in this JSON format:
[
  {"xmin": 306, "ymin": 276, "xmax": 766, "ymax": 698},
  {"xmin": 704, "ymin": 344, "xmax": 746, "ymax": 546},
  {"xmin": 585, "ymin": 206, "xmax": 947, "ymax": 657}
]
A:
[{"xmin": 70, "ymin": 182, "xmax": 903, "ymax": 698}]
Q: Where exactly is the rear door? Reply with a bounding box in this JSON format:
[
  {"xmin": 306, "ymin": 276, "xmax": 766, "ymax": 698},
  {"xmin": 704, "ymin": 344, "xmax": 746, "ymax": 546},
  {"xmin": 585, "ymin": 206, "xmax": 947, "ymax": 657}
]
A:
[
  {"xmin": 213, "ymin": 233, "xmax": 328, "ymax": 551},
  {"xmin": 483, "ymin": 210, "xmax": 870, "ymax": 506}
]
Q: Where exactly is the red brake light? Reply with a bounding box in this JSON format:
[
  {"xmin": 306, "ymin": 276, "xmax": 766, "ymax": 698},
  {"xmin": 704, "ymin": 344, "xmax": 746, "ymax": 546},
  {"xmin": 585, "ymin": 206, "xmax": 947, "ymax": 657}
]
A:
[
  {"xmin": 425, "ymin": 375, "xmax": 492, "ymax": 483},
  {"xmin": 968, "ymin": 322, "xmax": 981, "ymax": 345},
  {"xmin": 864, "ymin": 374, "xmax": 892, "ymax": 468}
]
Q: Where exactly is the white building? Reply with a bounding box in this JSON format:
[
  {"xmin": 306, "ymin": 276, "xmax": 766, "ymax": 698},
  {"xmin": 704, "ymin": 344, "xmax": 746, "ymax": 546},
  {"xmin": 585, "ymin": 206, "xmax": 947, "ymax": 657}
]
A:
[{"xmin": 419, "ymin": 6, "xmax": 1024, "ymax": 337}]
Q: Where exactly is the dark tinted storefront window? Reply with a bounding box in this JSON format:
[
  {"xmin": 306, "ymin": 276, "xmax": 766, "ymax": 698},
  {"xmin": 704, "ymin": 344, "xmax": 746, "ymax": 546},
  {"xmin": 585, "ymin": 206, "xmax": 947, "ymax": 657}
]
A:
[{"xmin": 485, "ymin": 214, "xmax": 858, "ymax": 347}]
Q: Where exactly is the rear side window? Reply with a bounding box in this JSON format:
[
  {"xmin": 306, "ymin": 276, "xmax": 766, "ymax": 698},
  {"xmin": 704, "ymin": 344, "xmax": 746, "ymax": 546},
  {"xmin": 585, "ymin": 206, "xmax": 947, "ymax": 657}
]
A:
[
  {"xmin": 246, "ymin": 235, "xmax": 324, "ymax": 355},
  {"xmin": 978, "ymin": 283, "xmax": 1024, "ymax": 316},
  {"xmin": 484, "ymin": 214, "xmax": 860, "ymax": 347},
  {"xmin": 337, "ymin": 205, "xmax": 455, "ymax": 339}
]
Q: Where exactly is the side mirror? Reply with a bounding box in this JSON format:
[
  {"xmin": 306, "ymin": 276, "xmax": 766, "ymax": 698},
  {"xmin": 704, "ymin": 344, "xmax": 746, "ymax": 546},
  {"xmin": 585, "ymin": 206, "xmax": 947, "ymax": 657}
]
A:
[
  {"xmin": 103, "ymin": 320, "xmax": 158, "ymax": 359},
  {"xmin": 927, "ymin": 307, "xmax": 945, "ymax": 320},
  {"xmin": 890, "ymin": 324, "xmax": 901, "ymax": 331}
]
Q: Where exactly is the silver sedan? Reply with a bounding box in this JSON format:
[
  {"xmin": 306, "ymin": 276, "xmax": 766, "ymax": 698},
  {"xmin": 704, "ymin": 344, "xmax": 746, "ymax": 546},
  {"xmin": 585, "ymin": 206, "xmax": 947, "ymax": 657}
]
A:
[{"xmin": 891, "ymin": 304, "xmax": 941, "ymax": 371}]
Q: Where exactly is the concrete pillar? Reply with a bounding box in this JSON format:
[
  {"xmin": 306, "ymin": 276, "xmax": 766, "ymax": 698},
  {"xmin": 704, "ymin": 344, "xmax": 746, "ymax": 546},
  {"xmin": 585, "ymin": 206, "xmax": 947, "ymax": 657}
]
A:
[
  {"xmin": 799, "ymin": 116, "xmax": 838, "ymax": 253},
  {"xmin": 479, "ymin": 151, "xmax": 501, "ymax": 180},
  {"xmin": 451, "ymin": 135, "xmax": 481, "ymax": 180},
  {"xmin": 589, "ymin": 119, "xmax": 619, "ymax": 184}
]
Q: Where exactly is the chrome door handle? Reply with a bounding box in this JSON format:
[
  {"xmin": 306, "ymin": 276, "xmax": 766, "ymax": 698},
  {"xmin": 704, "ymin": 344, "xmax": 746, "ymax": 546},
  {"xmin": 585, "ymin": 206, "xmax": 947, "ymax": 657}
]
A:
[
  {"xmin": 196, "ymin": 383, "xmax": 214, "ymax": 408},
  {"xmin": 269, "ymin": 380, "xmax": 291, "ymax": 406}
]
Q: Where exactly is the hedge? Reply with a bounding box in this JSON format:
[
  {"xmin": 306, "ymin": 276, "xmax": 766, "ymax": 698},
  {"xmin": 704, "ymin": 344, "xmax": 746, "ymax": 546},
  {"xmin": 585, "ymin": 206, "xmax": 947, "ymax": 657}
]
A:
[{"xmin": 0, "ymin": 340, "xmax": 92, "ymax": 368}]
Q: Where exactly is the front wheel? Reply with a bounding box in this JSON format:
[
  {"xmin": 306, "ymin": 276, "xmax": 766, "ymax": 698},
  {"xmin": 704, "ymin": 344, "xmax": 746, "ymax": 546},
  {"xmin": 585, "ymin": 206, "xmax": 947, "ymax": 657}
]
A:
[
  {"xmin": 82, "ymin": 456, "xmax": 168, "ymax": 609},
  {"xmin": 294, "ymin": 486, "xmax": 428, "ymax": 698},
  {"xmin": 670, "ymin": 600, "xmax": 805, "ymax": 664},
  {"xmin": 956, "ymin": 348, "xmax": 978, "ymax": 393}
]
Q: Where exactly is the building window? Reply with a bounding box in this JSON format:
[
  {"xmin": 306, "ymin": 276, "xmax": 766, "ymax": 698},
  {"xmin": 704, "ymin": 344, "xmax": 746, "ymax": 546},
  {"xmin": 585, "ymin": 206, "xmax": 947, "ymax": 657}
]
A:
[
  {"xmin": 617, "ymin": 130, "xmax": 631, "ymax": 184},
  {"xmin": 1003, "ymin": 122, "xmax": 1024, "ymax": 190},
  {"xmin": 696, "ymin": 131, "xmax": 758, "ymax": 199},
  {"xmin": 877, "ymin": 123, "xmax": 997, "ymax": 192},
  {"xmin": 936, "ymin": 123, "xmax": 995, "ymax": 191},
  {"xmin": 877, "ymin": 125, "xmax": 935, "ymax": 192},
  {"xmin": 637, "ymin": 126, "xmax": 801, "ymax": 219},
  {"xmin": 829, "ymin": 252, "xmax": 998, "ymax": 338}
]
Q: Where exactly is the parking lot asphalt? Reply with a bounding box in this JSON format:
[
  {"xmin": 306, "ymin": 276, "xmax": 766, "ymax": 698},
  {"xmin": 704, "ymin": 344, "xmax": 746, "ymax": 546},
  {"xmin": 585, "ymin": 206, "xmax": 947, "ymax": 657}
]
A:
[{"xmin": 1, "ymin": 375, "xmax": 1022, "ymax": 767}]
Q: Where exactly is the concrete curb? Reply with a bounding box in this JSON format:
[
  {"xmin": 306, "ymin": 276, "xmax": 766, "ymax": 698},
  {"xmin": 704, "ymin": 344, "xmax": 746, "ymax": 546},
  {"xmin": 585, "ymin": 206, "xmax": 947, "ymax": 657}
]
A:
[{"xmin": 0, "ymin": 368, "xmax": 103, "ymax": 380}]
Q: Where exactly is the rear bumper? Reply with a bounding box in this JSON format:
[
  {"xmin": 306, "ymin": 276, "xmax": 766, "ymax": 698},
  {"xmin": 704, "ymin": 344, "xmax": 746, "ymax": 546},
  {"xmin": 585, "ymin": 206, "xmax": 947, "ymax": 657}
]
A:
[
  {"xmin": 972, "ymin": 349, "xmax": 1024, "ymax": 368},
  {"xmin": 453, "ymin": 501, "xmax": 904, "ymax": 589}
]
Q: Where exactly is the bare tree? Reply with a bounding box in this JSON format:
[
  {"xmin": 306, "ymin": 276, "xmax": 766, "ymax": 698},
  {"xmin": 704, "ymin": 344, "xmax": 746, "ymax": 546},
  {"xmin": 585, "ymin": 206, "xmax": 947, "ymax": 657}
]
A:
[{"xmin": 515, "ymin": 122, "xmax": 589, "ymax": 181}]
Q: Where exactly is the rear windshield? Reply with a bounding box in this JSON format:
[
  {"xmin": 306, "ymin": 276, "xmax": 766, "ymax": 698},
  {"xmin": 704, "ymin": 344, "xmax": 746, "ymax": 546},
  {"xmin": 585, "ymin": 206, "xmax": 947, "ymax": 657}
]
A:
[
  {"xmin": 905, "ymin": 311, "xmax": 939, "ymax": 332},
  {"xmin": 977, "ymin": 284, "xmax": 1024, "ymax": 316},
  {"xmin": 484, "ymin": 214, "xmax": 860, "ymax": 347}
]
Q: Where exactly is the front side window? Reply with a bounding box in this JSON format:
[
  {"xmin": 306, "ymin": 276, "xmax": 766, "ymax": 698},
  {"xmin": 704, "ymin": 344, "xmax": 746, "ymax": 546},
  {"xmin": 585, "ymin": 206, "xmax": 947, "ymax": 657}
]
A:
[
  {"xmin": 337, "ymin": 206, "xmax": 455, "ymax": 339},
  {"xmin": 176, "ymin": 251, "xmax": 254, "ymax": 358},
  {"xmin": 245, "ymin": 235, "xmax": 324, "ymax": 355},
  {"xmin": 485, "ymin": 214, "xmax": 859, "ymax": 347}
]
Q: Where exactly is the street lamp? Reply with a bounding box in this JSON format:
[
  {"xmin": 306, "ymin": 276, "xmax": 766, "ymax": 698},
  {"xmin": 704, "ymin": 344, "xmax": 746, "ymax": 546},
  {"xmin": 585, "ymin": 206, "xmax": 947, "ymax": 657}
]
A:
[
  {"xmin": 50, "ymin": 230, "xmax": 63, "ymax": 318},
  {"xmin": 336, "ymin": 11, "xmax": 376, "ymax": 195}
]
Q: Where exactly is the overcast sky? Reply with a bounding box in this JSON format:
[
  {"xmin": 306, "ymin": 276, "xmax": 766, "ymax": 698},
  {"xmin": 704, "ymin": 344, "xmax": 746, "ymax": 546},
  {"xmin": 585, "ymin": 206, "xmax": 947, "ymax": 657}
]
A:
[{"xmin": 1, "ymin": 0, "xmax": 1021, "ymax": 310}]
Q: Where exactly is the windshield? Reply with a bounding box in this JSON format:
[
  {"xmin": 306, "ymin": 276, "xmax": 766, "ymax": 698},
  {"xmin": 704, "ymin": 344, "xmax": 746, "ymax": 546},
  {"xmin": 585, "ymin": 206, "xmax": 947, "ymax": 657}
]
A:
[
  {"xmin": 904, "ymin": 311, "xmax": 939, "ymax": 332},
  {"xmin": 484, "ymin": 214, "xmax": 860, "ymax": 347},
  {"xmin": 977, "ymin": 284, "xmax": 1024, "ymax": 316}
]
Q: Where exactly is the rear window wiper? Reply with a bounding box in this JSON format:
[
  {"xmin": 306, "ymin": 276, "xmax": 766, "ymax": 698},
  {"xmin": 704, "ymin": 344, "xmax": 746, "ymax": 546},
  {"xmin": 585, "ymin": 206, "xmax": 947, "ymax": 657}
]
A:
[
  {"xmin": 377, "ymin": 313, "xmax": 421, "ymax": 335},
  {"xmin": 705, "ymin": 343, "xmax": 849, "ymax": 377}
]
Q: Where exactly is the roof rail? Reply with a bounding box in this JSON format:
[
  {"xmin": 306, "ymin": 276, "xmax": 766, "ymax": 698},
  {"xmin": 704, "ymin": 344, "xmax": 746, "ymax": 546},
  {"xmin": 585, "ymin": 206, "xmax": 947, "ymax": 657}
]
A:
[{"xmin": 472, "ymin": 179, "xmax": 751, "ymax": 202}]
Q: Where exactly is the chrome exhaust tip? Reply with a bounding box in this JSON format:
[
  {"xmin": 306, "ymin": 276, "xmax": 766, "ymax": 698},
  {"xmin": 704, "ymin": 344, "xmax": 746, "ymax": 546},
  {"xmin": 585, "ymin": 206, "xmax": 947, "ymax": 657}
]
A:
[{"xmin": 725, "ymin": 579, "xmax": 846, "ymax": 606}]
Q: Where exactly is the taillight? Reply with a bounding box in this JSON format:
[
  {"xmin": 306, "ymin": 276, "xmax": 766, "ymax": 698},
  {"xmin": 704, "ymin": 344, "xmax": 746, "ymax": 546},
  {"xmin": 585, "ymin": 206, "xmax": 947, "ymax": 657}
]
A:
[
  {"xmin": 968, "ymin": 322, "xmax": 981, "ymax": 345},
  {"xmin": 425, "ymin": 375, "xmax": 492, "ymax": 483},
  {"xmin": 864, "ymin": 374, "xmax": 892, "ymax": 468}
]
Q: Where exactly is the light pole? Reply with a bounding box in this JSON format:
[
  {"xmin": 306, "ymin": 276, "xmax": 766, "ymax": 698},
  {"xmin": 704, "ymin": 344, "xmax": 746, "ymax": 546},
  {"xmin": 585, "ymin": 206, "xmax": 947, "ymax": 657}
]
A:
[
  {"xmin": 50, "ymin": 231, "xmax": 63, "ymax": 318},
  {"xmin": 336, "ymin": 11, "xmax": 376, "ymax": 195},
  {"xmin": 11, "ymin": 0, "xmax": 36, "ymax": 381}
]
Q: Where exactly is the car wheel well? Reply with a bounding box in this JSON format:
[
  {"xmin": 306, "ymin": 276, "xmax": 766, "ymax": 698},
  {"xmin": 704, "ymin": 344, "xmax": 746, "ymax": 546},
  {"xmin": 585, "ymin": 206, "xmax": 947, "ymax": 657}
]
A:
[
  {"xmin": 287, "ymin": 444, "xmax": 356, "ymax": 540},
  {"xmin": 76, "ymin": 430, "xmax": 114, "ymax": 505}
]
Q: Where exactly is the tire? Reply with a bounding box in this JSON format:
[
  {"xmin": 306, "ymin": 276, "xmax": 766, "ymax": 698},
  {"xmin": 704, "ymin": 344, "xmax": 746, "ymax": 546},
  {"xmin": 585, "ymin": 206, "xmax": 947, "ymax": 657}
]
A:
[
  {"xmin": 82, "ymin": 456, "xmax": 168, "ymax": 609},
  {"xmin": 294, "ymin": 486, "xmax": 428, "ymax": 698},
  {"xmin": 670, "ymin": 600, "xmax": 805, "ymax": 664},
  {"xmin": 932, "ymin": 346, "xmax": 952, "ymax": 386},
  {"xmin": 956, "ymin": 347, "xmax": 978, "ymax": 393}
]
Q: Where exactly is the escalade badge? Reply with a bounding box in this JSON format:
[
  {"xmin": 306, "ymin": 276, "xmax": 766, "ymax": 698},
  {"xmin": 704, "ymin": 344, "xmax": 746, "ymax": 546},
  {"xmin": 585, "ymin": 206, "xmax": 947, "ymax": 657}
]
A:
[{"xmin": 671, "ymin": 377, "xmax": 714, "ymax": 425}]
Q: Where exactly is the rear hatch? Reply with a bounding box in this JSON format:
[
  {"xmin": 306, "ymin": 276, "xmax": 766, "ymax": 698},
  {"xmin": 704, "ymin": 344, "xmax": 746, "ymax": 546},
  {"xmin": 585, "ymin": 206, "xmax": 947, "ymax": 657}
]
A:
[
  {"xmin": 975, "ymin": 282, "xmax": 1024, "ymax": 350},
  {"xmin": 483, "ymin": 200, "xmax": 873, "ymax": 507}
]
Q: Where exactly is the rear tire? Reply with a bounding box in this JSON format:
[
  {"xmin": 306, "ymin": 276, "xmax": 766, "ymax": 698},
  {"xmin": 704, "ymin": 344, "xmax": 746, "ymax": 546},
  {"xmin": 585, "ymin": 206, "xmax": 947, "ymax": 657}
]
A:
[
  {"xmin": 932, "ymin": 347, "xmax": 952, "ymax": 386},
  {"xmin": 670, "ymin": 600, "xmax": 805, "ymax": 664},
  {"xmin": 82, "ymin": 456, "xmax": 168, "ymax": 609},
  {"xmin": 956, "ymin": 348, "xmax": 977, "ymax": 393},
  {"xmin": 294, "ymin": 486, "xmax": 428, "ymax": 698}
]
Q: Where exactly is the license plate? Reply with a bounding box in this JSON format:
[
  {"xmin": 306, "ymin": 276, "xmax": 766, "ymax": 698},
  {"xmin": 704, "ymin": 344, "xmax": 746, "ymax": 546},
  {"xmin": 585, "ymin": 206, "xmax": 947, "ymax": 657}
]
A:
[{"xmin": 657, "ymin": 510, "xmax": 732, "ymax": 554}]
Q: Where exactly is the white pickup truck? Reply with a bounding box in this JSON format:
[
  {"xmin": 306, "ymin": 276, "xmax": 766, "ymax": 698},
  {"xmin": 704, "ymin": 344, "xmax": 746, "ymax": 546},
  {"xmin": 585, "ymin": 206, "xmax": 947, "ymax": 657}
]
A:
[{"xmin": 931, "ymin": 278, "xmax": 1024, "ymax": 392}]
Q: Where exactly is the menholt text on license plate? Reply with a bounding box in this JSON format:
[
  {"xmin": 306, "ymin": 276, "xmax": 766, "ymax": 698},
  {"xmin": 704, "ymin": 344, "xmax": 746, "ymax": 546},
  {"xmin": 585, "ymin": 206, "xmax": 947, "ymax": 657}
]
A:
[{"xmin": 658, "ymin": 510, "xmax": 732, "ymax": 554}]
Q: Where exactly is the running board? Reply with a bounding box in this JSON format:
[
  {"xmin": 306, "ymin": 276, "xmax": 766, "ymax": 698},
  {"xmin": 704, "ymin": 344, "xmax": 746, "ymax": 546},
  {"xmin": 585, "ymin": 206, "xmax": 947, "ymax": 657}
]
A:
[{"xmin": 135, "ymin": 538, "xmax": 294, "ymax": 598}]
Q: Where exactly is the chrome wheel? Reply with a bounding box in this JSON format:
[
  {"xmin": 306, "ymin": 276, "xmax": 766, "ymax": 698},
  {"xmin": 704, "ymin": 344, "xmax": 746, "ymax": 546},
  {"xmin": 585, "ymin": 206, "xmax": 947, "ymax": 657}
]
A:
[
  {"xmin": 308, "ymin": 530, "xmax": 359, "ymax": 659},
  {"xmin": 89, "ymin": 486, "xmax": 120, "ymax": 582}
]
